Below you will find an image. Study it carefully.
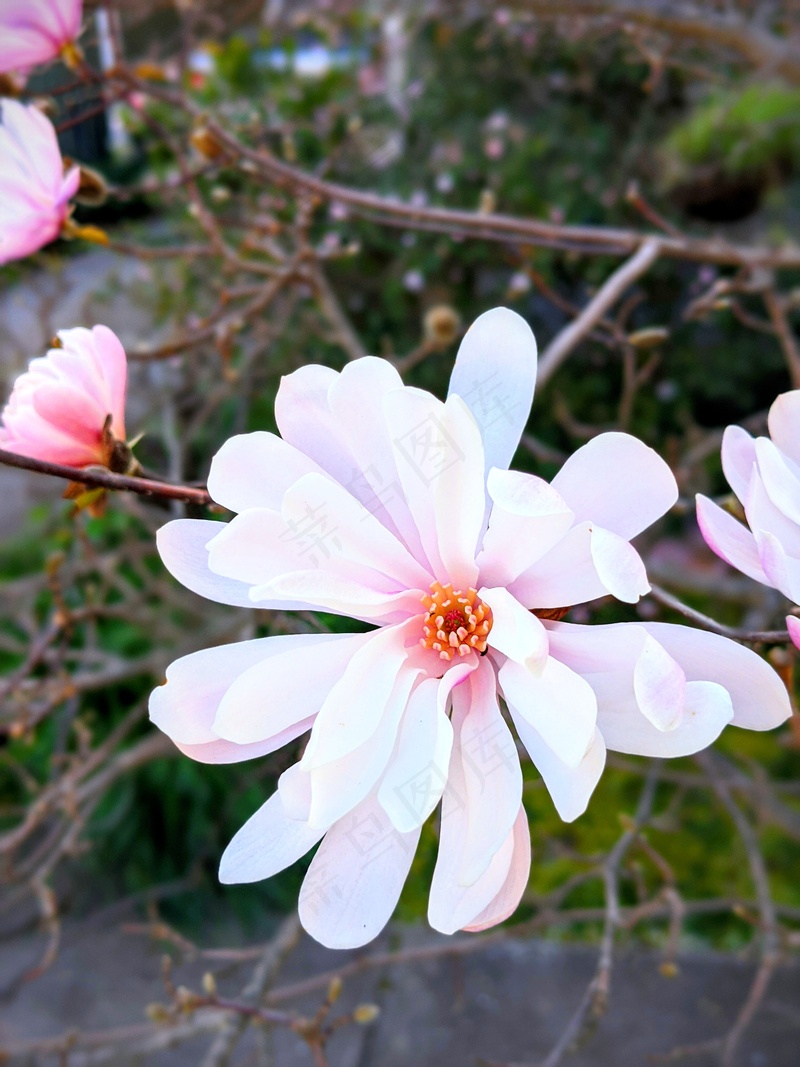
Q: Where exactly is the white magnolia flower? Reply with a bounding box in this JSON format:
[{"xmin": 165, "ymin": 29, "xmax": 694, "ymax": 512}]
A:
[{"xmin": 150, "ymin": 308, "xmax": 790, "ymax": 949}]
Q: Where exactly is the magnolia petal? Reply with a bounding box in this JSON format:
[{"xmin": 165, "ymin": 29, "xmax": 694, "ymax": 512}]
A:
[
  {"xmin": 299, "ymin": 793, "xmax": 420, "ymax": 949},
  {"xmin": 480, "ymin": 585, "xmax": 548, "ymax": 671},
  {"xmin": 462, "ymin": 806, "xmax": 531, "ymax": 932},
  {"xmin": 512, "ymin": 712, "xmax": 606, "ymax": 822},
  {"xmin": 639, "ymin": 621, "xmax": 791, "ymax": 731},
  {"xmin": 150, "ymin": 632, "xmax": 360, "ymax": 745},
  {"xmin": 721, "ymin": 425, "xmax": 757, "ymax": 502},
  {"xmin": 278, "ymin": 762, "xmax": 313, "ymax": 821},
  {"xmin": 174, "ymin": 718, "xmax": 314, "ymax": 765},
  {"xmin": 454, "ymin": 666, "xmax": 523, "ymax": 885},
  {"xmin": 633, "ymin": 634, "xmax": 686, "ymax": 732},
  {"xmin": 157, "ymin": 519, "xmax": 259, "ymax": 608},
  {"xmin": 219, "ymin": 792, "xmax": 324, "ymax": 885},
  {"xmin": 207, "ymin": 432, "xmax": 324, "ymax": 513},
  {"xmin": 510, "ymin": 522, "xmax": 608, "ymax": 610},
  {"xmin": 768, "ymin": 392, "xmax": 800, "ymax": 469},
  {"xmin": 447, "ymin": 307, "xmax": 537, "ymax": 476},
  {"xmin": 250, "ymin": 571, "xmax": 422, "ymax": 624},
  {"xmin": 274, "ymin": 363, "xmax": 357, "ymax": 486},
  {"xmin": 696, "ymin": 494, "xmax": 770, "ymax": 585},
  {"xmin": 303, "ymin": 622, "xmax": 415, "ymax": 767},
  {"xmin": 756, "ymin": 530, "xmax": 800, "ymax": 605},
  {"xmin": 597, "ymin": 678, "xmax": 733, "ymax": 756},
  {"xmin": 745, "ymin": 470, "xmax": 800, "ymax": 565},
  {"xmin": 377, "ymin": 678, "xmax": 454, "ymax": 833},
  {"xmin": 551, "ymin": 432, "xmax": 677, "ymax": 540},
  {"xmin": 478, "ymin": 468, "xmax": 574, "ymax": 587},
  {"xmin": 498, "ymin": 655, "xmax": 597, "ymax": 768},
  {"xmin": 590, "ymin": 526, "xmax": 650, "ymax": 603},
  {"xmin": 787, "ymin": 615, "xmax": 800, "ymax": 651},
  {"xmin": 754, "ymin": 437, "xmax": 800, "ymax": 527},
  {"xmin": 433, "ymin": 396, "xmax": 487, "ymax": 589},
  {"xmin": 212, "ymin": 632, "xmax": 372, "ymax": 745}
]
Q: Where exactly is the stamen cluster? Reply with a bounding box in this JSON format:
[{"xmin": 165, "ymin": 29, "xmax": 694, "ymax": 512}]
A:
[{"xmin": 420, "ymin": 581, "xmax": 493, "ymax": 661}]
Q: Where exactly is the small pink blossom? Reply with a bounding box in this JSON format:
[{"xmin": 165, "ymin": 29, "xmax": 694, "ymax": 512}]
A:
[
  {"xmin": 697, "ymin": 391, "xmax": 800, "ymax": 647},
  {"xmin": 0, "ymin": 325, "xmax": 128, "ymax": 468},
  {"xmin": 0, "ymin": 0, "xmax": 83, "ymax": 75},
  {"xmin": 151, "ymin": 308, "xmax": 790, "ymax": 949},
  {"xmin": 0, "ymin": 99, "xmax": 80, "ymax": 264}
]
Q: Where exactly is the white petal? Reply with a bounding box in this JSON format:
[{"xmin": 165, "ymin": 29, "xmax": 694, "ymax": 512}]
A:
[
  {"xmin": 303, "ymin": 622, "xmax": 415, "ymax": 767},
  {"xmin": 721, "ymin": 424, "xmax": 757, "ymax": 502},
  {"xmin": 447, "ymin": 307, "xmax": 537, "ymax": 475},
  {"xmin": 454, "ymin": 665, "xmax": 523, "ymax": 885},
  {"xmin": 462, "ymin": 806, "xmax": 531, "ymax": 932},
  {"xmin": 754, "ymin": 437, "xmax": 800, "ymax": 526},
  {"xmin": 157, "ymin": 519, "xmax": 259, "ymax": 608},
  {"xmin": 639, "ymin": 621, "xmax": 792, "ymax": 731},
  {"xmin": 212, "ymin": 632, "xmax": 372, "ymax": 745},
  {"xmin": 151, "ymin": 632, "xmax": 362, "ymax": 745},
  {"xmin": 278, "ymin": 762, "xmax": 313, "ymax": 821},
  {"xmin": 745, "ymin": 469, "xmax": 800, "ymax": 564},
  {"xmin": 274, "ymin": 364, "xmax": 357, "ymax": 485},
  {"xmin": 378, "ymin": 677, "xmax": 454, "ymax": 833},
  {"xmin": 633, "ymin": 635, "xmax": 686, "ymax": 732},
  {"xmin": 597, "ymin": 677, "xmax": 733, "ymax": 757},
  {"xmin": 480, "ymin": 585, "xmax": 548, "ymax": 671},
  {"xmin": 512, "ymin": 713, "xmax": 606, "ymax": 822},
  {"xmin": 590, "ymin": 526, "xmax": 650, "ymax": 603},
  {"xmin": 696, "ymin": 494, "xmax": 769, "ymax": 585},
  {"xmin": 550, "ymin": 432, "xmax": 677, "ymax": 540},
  {"xmin": 498, "ymin": 655, "xmax": 597, "ymax": 768},
  {"xmin": 173, "ymin": 717, "xmax": 314, "ymax": 765},
  {"xmin": 510, "ymin": 522, "xmax": 608, "ymax": 609},
  {"xmin": 768, "ymin": 391, "xmax": 800, "ymax": 469},
  {"xmin": 207, "ymin": 431, "xmax": 324, "ymax": 513},
  {"xmin": 250, "ymin": 571, "xmax": 422, "ymax": 624},
  {"xmin": 755, "ymin": 530, "xmax": 800, "ymax": 605},
  {"xmin": 299, "ymin": 793, "xmax": 420, "ymax": 949},
  {"xmin": 477, "ymin": 468, "xmax": 574, "ymax": 587},
  {"xmin": 219, "ymin": 792, "xmax": 323, "ymax": 884}
]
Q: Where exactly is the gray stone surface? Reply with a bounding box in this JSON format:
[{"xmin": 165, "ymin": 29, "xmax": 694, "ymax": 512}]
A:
[{"xmin": 1, "ymin": 906, "xmax": 799, "ymax": 1066}]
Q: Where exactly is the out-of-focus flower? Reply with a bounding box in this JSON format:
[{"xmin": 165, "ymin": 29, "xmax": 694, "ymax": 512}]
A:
[
  {"xmin": 697, "ymin": 392, "xmax": 800, "ymax": 647},
  {"xmin": 0, "ymin": 0, "xmax": 83, "ymax": 75},
  {"xmin": 0, "ymin": 325, "xmax": 128, "ymax": 469},
  {"xmin": 151, "ymin": 308, "xmax": 790, "ymax": 949},
  {"xmin": 0, "ymin": 99, "xmax": 79, "ymax": 264},
  {"xmin": 423, "ymin": 305, "xmax": 461, "ymax": 348}
]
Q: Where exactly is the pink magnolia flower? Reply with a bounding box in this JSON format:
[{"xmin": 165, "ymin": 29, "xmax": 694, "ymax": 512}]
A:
[
  {"xmin": 697, "ymin": 390, "xmax": 800, "ymax": 647},
  {"xmin": 0, "ymin": 325, "xmax": 128, "ymax": 468},
  {"xmin": 150, "ymin": 308, "xmax": 790, "ymax": 949},
  {"xmin": 0, "ymin": 99, "xmax": 80, "ymax": 264},
  {"xmin": 0, "ymin": 0, "xmax": 83, "ymax": 75}
]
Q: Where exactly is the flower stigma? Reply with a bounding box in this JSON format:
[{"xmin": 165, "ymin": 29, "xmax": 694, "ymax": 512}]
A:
[{"xmin": 420, "ymin": 581, "xmax": 493, "ymax": 661}]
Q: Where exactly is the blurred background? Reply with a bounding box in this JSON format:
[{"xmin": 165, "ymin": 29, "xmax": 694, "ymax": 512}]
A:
[{"xmin": 1, "ymin": 2, "xmax": 800, "ymax": 1064}]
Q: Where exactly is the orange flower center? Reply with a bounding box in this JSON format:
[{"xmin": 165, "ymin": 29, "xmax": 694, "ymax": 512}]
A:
[{"xmin": 420, "ymin": 581, "xmax": 493, "ymax": 661}]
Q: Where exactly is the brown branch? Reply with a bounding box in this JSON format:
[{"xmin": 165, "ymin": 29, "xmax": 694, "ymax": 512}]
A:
[
  {"xmin": 763, "ymin": 287, "xmax": 800, "ymax": 389},
  {"xmin": 648, "ymin": 582, "xmax": 791, "ymax": 644},
  {"xmin": 0, "ymin": 448, "xmax": 212, "ymax": 506}
]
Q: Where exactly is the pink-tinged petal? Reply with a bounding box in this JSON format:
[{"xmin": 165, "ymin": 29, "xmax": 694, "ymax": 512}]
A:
[
  {"xmin": 32, "ymin": 382, "xmax": 106, "ymax": 446},
  {"xmin": 0, "ymin": 0, "xmax": 82, "ymax": 73},
  {"xmin": 721, "ymin": 425, "xmax": 756, "ymax": 502},
  {"xmin": 304, "ymin": 666, "xmax": 423, "ymax": 830},
  {"xmin": 278, "ymin": 763, "xmax": 313, "ymax": 821},
  {"xmin": 754, "ymin": 437, "xmax": 800, "ymax": 526},
  {"xmin": 768, "ymin": 391, "xmax": 800, "ymax": 469},
  {"xmin": 787, "ymin": 615, "xmax": 800, "ymax": 651},
  {"xmin": 633, "ymin": 635, "xmax": 686, "ymax": 732},
  {"xmin": 299, "ymin": 793, "xmax": 421, "ymax": 949},
  {"xmin": 498, "ymin": 654, "xmax": 597, "ymax": 768},
  {"xmin": 510, "ymin": 523, "xmax": 608, "ymax": 610},
  {"xmin": 219, "ymin": 792, "xmax": 323, "ymax": 884},
  {"xmin": 590, "ymin": 526, "xmax": 650, "ymax": 603},
  {"xmin": 251, "ymin": 570, "xmax": 422, "ymax": 624},
  {"xmin": 207, "ymin": 431, "xmax": 324, "ymax": 513},
  {"xmin": 639, "ymin": 621, "xmax": 791, "ymax": 731},
  {"xmin": 274, "ymin": 364, "xmax": 357, "ymax": 485},
  {"xmin": 596, "ymin": 676, "xmax": 733, "ymax": 756},
  {"xmin": 696, "ymin": 494, "xmax": 769, "ymax": 585},
  {"xmin": 434, "ymin": 396, "xmax": 487, "ymax": 587},
  {"xmin": 462, "ymin": 806, "xmax": 531, "ymax": 932},
  {"xmin": 453, "ymin": 664, "xmax": 522, "ymax": 885},
  {"xmin": 156, "ymin": 519, "xmax": 261, "ymax": 608},
  {"xmin": 173, "ymin": 718, "xmax": 314, "ymax": 766},
  {"xmin": 447, "ymin": 307, "xmax": 537, "ymax": 475},
  {"xmin": 512, "ymin": 711, "xmax": 606, "ymax": 822},
  {"xmin": 303, "ymin": 623, "xmax": 416, "ymax": 768},
  {"xmin": 211, "ymin": 632, "xmax": 373, "ymax": 745},
  {"xmin": 744, "ymin": 469, "xmax": 800, "ymax": 563},
  {"xmin": 756, "ymin": 530, "xmax": 800, "ymax": 605},
  {"xmin": 551, "ymin": 432, "xmax": 677, "ymax": 540},
  {"xmin": 480, "ymin": 585, "xmax": 548, "ymax": 670},
  {"xmin": 477, "ymin": 468, "xmax": 574, "ymax": 587},
  {"xmin": 327, "ymin": 357, "xmax": 428, "ymax": 560},
  {"xmin": 377, "ymin": 677, "xmax": 454, "ymax": 832},
  {"xmin": 150, "ymin": 632, "xmax": 356, "ymax": 745}
]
